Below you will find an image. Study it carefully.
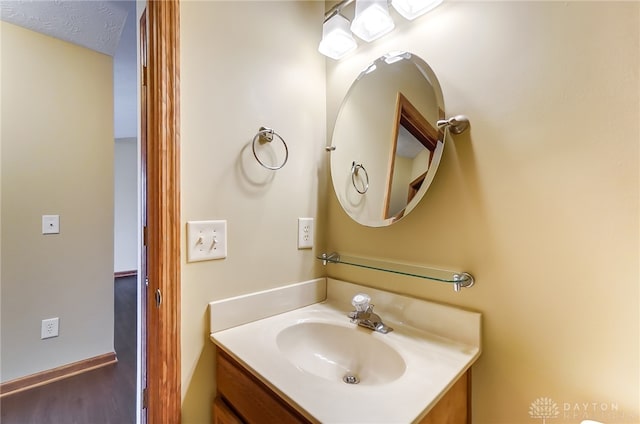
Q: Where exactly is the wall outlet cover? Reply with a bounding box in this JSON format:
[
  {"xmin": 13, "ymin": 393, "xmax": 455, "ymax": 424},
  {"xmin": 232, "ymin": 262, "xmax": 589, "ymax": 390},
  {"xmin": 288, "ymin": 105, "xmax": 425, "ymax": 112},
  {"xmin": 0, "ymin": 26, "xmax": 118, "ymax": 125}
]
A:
[
  {"xmin": 42, "ymin": 215, "xmax": 60, "ymax": 234},
  {"xmin": 41, "ymin": 317, "xmax": 59, "ymax": 339},
  {"xmin": 298, "ymin": 217, "xmax": 314, "ymax": 249}
]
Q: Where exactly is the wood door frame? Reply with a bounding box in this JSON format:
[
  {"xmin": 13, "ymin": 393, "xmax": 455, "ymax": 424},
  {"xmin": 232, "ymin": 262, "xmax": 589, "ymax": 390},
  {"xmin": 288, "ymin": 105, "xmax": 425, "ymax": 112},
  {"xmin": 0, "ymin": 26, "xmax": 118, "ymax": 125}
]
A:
[
  {"xmin": 384, "ymin": 93, "xmax": 440, "ymax": 219},
  {"xmin": 145, "ymin": 0, "xmax": 181, "ymax": 422},
  {"xmin": 139, "ymin": 8, "xmax": 149, "ymax": 423}
]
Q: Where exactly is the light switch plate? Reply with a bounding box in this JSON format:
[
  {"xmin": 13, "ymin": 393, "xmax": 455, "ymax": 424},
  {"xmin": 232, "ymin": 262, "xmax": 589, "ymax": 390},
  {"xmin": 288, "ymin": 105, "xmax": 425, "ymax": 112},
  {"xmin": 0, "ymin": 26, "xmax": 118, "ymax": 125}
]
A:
[
  {"xmin": 42, "ymin": 215, "xmax": 60, "ymax": 234},
  {"xmin": 187, "ymin": 220, "xmax": 227, "ymax": 262}
]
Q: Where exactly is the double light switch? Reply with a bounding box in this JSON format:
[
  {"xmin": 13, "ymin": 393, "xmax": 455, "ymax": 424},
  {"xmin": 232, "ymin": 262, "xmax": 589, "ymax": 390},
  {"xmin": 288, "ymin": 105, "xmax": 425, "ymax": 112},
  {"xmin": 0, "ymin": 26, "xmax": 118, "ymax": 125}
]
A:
[{"xmin": 186, "ymin": 220, "xmax": 227, "ymax": 262}]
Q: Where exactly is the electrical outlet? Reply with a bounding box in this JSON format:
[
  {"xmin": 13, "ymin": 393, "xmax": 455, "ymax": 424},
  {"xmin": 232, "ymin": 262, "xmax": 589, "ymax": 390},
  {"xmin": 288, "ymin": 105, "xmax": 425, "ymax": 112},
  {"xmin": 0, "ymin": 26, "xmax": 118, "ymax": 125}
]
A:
[
  {"xmin": 42, "ymin": 215, "xmax": 60, "ymax": 234},
  {"xmin": 41, "ymin": 317, "xmax": 59, "ymax": 339},
  {"xmin": 298, "ymin": 217, "xmax": 314, "ymax": 249}
]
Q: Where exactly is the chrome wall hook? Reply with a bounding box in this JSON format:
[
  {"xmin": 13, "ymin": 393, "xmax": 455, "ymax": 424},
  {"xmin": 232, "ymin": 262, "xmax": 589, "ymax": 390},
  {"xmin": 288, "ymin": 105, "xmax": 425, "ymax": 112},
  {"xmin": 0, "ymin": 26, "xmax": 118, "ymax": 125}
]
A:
[{"xmin": 436, "ymin": 115, "xmax": 471, "ymax": 135}]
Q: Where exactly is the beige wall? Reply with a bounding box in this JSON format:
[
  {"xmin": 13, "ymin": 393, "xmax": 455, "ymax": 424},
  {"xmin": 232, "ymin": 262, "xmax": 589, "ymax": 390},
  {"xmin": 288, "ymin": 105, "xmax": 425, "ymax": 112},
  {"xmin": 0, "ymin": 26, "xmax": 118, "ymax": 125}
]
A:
[
  {"xmin": 1, "ymin": 22, "xmax": 115, "ymax": 381},
  {"xmin": 114, "ymin": 137, "xmax": 138, "ymax": 273},
  {"xmin": 326, "ymin": 2, "xmax": 639, "ymax": 423},
  {"xmin": 179, "ymin": 1, "xmax": 326, "ymax": 422}
]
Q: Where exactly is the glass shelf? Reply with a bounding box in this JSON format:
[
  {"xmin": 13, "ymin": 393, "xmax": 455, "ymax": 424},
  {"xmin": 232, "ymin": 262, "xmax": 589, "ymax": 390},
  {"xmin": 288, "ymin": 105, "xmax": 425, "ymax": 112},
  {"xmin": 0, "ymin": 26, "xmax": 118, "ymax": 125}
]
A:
[{"xmin": 317, "ymin": 252, "xmax": 475, "ymax": 291}]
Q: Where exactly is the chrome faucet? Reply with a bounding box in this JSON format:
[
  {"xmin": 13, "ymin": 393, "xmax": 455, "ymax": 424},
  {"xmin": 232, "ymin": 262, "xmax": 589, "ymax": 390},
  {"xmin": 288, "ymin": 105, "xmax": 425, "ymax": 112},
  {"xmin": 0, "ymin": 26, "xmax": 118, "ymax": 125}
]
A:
[{"xmin": 347, "ymin": 293, "xmax": 393, "ymax": 334}]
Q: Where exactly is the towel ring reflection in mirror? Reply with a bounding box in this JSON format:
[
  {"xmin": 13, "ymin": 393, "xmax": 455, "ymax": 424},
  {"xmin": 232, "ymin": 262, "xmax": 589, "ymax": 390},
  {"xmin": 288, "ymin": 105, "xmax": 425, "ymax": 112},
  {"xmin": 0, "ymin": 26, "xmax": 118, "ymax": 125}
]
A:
[
  {"xmin": 252, "ymin": 127, "xmax": 289, "ymax": 170},
  {"xmin": 351, "ymin": 161, "xmax": 369, "ymax": 194}
]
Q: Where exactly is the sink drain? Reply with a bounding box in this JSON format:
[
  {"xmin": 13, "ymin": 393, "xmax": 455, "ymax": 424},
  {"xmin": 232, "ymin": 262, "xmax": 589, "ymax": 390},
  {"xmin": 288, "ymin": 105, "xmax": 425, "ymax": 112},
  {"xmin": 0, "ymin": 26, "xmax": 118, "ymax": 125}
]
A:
[{"xmin": 342, "ymin": 374, "xmax": 360, "ymax": 384}]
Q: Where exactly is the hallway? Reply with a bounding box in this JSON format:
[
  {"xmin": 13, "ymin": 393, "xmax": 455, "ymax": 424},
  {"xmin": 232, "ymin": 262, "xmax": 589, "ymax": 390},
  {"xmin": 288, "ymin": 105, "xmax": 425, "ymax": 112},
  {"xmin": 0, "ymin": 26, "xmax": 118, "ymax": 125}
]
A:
[{"xmin": 0, "ymin": 276, "xmax": 138, "ymax": 424}]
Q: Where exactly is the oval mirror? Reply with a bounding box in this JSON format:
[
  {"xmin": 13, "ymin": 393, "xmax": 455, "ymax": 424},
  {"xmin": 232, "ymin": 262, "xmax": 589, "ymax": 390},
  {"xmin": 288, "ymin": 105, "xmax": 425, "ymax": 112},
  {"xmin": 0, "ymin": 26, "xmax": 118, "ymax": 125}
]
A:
[{"xmin": 330, "ymin": 52, "xmax": 446, "ymax": 227}]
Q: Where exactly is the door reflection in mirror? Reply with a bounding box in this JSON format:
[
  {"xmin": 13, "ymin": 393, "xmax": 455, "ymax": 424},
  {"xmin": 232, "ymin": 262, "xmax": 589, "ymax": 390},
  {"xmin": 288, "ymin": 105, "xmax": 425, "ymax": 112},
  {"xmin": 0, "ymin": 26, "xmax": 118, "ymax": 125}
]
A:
[{"xmin": 386, "ymin": 93, "xmax": 442, "ymax": 219}]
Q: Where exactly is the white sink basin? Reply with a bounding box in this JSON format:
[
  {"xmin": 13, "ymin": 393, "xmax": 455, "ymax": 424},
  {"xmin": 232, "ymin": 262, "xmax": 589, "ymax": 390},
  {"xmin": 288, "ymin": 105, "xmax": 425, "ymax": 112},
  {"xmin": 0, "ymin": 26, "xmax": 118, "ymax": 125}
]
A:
[
  {"xmin": 210, "ymin": 278, "xmax": 482, "ymax": 423},
  {"xmin": 276, "ymin": 322, "xmax": 406, "ymax": 385}
]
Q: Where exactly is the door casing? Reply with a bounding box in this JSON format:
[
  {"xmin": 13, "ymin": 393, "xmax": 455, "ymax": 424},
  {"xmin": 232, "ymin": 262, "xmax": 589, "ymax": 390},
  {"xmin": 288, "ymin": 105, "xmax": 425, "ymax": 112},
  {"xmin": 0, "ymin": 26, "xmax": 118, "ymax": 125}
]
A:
[{"xmin": 145, "ymin": 1, "xmax": 181, "ymax": 422}]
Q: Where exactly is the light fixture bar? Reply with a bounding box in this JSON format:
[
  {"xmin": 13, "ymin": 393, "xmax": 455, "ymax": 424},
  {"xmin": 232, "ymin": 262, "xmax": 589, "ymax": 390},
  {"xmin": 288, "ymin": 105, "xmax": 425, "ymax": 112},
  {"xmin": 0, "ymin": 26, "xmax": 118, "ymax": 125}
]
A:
[
  {"xmin": 325, "ymin": 0, "xmax": 443, "ymax": 21},
  {"xmin": 320, "ymin": 0, "xmax": 445, "ymax": 59},
  {"xmin": 324, "ymin": 0, "xmax": 356, "ymax": 22}
]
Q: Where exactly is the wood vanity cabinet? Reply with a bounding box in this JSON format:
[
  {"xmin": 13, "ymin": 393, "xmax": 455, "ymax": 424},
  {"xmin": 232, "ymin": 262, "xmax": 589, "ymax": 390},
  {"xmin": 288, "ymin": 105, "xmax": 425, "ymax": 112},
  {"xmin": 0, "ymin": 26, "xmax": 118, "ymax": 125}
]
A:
[
  {"xmin": 213, "ymin": 348, "xmax": 471, "ymax": 424},
  {"xmin": 214, "ymin": 349, "xmax": 308, "ymax": 424}
]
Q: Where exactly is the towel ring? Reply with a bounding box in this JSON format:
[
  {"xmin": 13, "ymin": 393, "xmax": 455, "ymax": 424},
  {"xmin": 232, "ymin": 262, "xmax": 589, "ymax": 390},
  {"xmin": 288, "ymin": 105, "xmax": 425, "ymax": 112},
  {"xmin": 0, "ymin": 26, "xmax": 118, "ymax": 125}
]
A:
[
  {"xmin": 351, "ymin": 161, "xmax": 369, "ymax": 194},
  {"xmin": 252, "ymin": 127, "xmax": 289, "ymax": 170}
]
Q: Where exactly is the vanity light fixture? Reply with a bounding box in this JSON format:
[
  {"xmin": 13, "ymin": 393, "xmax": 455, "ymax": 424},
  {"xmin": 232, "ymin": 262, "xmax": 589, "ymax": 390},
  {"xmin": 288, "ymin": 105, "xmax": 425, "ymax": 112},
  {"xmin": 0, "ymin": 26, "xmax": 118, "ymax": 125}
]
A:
[
  {"xmin": 318, "ymin": 13, "xmax": 358, "ymax": 60},
  {"xmin": 319, "ymin": 0, "xmax": 445, "ymax": 60},
  {"xmin": 350, "ymin": 0, "xmax": 395, "ymax": 42},
  {"xmin": 391, "ymin": 0, "xmax": 444, "ymax": 20}
]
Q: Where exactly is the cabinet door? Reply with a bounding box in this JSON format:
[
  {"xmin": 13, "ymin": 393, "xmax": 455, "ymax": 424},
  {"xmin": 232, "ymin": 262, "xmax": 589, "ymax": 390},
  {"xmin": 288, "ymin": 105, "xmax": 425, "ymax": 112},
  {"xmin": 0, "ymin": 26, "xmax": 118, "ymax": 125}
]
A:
[
  {"xmin": 216, "ymin": 350, "xmax": 309, "ymax": 424},
  {"xmin": 213, "ymin": 397, "xmax": 243, "ymax": 424},
  {"xmin": 216, "ymin": 347, "xmax": 470, "ymax": 424},
  {"xmin": 418, "ymin": 371, "xmax": 470, "ymax": 424}
]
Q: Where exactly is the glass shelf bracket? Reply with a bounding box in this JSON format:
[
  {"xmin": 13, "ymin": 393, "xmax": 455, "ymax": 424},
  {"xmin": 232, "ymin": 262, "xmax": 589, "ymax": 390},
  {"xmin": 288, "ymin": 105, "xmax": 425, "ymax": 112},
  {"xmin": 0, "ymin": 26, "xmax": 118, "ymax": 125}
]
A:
[{"xmin": 318, "ymin": 252, "xmax": 475, "ymax": 292}]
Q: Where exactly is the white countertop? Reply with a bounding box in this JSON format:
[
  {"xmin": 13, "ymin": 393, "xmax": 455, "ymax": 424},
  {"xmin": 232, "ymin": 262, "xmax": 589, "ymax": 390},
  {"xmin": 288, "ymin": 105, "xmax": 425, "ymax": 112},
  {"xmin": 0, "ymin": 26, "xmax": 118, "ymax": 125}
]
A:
[{"xmin": 210, "ymin": 279, "xmax": 481, "ymax": 423}]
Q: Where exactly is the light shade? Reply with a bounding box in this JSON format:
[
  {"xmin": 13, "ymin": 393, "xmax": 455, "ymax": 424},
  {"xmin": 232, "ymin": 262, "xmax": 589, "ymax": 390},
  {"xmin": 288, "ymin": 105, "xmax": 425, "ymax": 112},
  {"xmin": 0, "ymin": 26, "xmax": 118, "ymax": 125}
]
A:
[
  {"xmin": 318, "ymin": 14, "xmax": 357, "ymax": 60},
  {"xmin": 391, "ymin": 0, "xmax": 444, "ymax": 20},
  {"xmin": 350, "ymin": 0, "xmax": 395, "ymax": 43}
]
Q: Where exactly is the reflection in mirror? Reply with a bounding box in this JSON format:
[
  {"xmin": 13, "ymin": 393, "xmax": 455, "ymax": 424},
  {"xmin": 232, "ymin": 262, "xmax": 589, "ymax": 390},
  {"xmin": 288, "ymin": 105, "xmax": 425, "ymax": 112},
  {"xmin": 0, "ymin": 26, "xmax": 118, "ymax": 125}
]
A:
[
  {"xmin": 330, "ymin": 52, "xmax": 445, "ymax": 227},
  {"xmin": 386, "ymin": 93, "xmax": 440, "ymax": 219}
]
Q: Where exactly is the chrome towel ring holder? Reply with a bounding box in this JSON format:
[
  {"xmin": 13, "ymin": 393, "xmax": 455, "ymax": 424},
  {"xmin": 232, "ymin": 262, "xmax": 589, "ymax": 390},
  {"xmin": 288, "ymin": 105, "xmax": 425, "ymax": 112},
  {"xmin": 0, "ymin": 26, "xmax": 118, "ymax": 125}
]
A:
[
  {"xmin": 252, "ymin": 127, "xmax": 289, "ymax": 170},
  {"xmin": 351, "ymin": 161, "xmax": 369, "ymax": 194}
]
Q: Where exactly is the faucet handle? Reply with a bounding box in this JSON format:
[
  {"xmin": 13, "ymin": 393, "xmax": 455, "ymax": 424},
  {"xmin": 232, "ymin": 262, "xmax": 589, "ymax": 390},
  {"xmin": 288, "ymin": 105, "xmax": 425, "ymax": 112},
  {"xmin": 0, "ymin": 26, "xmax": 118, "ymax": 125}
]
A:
[{"xmin": 352, "ymin": 293, "xmax": 371, "ymax": 312}]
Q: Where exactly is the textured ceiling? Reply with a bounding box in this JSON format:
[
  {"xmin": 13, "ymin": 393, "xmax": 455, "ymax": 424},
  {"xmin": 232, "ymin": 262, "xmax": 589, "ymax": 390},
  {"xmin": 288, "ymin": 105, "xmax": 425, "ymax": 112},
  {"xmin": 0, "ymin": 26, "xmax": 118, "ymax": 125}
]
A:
[
  {"xmin": 0, "ymin": 0, "xmax": 129, "ymax": 56},
  {"xmin": 1, "ymin": 0, "xmax": 137, "ymax": 138}
]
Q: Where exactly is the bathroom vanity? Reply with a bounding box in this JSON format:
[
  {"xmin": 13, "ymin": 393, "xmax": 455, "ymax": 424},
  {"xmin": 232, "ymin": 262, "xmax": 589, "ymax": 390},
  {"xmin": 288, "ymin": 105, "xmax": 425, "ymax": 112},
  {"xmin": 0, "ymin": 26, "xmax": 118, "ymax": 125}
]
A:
[
  {"xmin": 208, "ymin": 47, "xmax": 480, "ymax": 423},
  {"xmin": 209, "ymin": 278, "xmax": 481, "ymax": 424},
  {"xmin": 213, "ymin": 349, "xmax": 470, "ymax": 424}
]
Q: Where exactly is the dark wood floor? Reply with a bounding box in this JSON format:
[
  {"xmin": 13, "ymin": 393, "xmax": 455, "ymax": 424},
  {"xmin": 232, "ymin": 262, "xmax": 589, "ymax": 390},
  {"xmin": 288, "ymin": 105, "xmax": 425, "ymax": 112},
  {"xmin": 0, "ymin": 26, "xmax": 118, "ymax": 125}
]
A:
[{"xmin": 1, "ymin": 276, "xmax": 138, "ymax": 424}]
